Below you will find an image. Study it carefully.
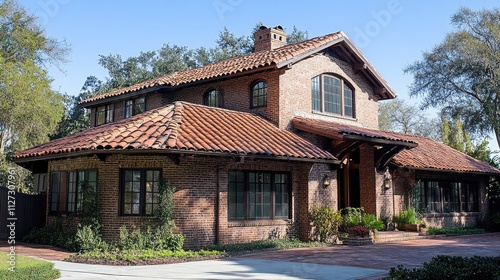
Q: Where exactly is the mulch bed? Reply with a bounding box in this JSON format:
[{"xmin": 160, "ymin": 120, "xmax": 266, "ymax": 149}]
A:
[{"xmin": 67, "ymin": 254, "xmax": 228, "ymax": 266}]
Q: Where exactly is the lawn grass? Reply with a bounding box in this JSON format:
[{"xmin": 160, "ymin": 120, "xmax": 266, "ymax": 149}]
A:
[{"xmin": 0, "ymin": 253, "xmax": 60, "ymax": 280}]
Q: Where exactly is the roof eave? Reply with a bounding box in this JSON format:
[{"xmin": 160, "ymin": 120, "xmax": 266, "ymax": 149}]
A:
[
  {"xmin": 395, "ymin": 164, "xmax": 500, "ymax": 177},
  {"xmin": 13, "ymin": 148, "xmax": 339, "ymax": 166},
  {"xmin": 277, "ymin": 32, "xmax": 396, "ymax": 100},
  {"xmin": 79, "ymin": 85, "xmax": 172, "ymax": 108}
]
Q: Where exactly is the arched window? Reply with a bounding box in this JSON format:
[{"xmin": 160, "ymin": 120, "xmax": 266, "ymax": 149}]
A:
[
  {"xmin": 250, "ymin": 81, "xmax": 267, "ymax": 108},
  {"xmin": 204, "ymin": 89, "xmax": 220, "ymax": 107},
  {"xmin": 311, "ymin": 74, "xmax": 354, "ymax": 117}
]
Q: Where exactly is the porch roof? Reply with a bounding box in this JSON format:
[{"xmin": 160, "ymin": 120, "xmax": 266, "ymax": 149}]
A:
[
  {"xmin": 13, "ymin": 102, "xmax": 337, "ymax": 164},
  {"xmin": 292, "ymin": 117, "xmax": 500, "ymax": 175}
]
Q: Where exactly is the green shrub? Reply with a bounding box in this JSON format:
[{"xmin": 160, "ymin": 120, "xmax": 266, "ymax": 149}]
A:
[
  {"xmin": 117, "ymin": 224, "xmax": 185, "ymax": 251},
  {"xmin": 23, "ymin": 221, "xmax": 78, "ymax": 252},
  {"xmin": 427, "ymin": 227, "xmax": 485, "ymax": 236},
  {"xmin": 0, "ymin": 254, "xmax": 60, "ymax": 280},
  {"xmin": 393, "ymin": 208, "xmax": 422, "ymax": 230},
  {"xmin": 75, "ymin": 225, "xmax": 108, "ymax": 252},
  {"xmin": 206, "ymin": 238, "xmax": 326, "ymax": 254},
  {"xmin": 341, "ymin": 207, "xmax": 364, "ymax": 230},
  {"xmin": 362, "ymin": 214, "xmax": 384, "ymax": 231},
  {"xmin": 388, "ymin": 255, "xmax": 500, "ymax": 279},
  {"xmin": 309, "ymin": 205, "xmax": 342, "ymax": 242}
]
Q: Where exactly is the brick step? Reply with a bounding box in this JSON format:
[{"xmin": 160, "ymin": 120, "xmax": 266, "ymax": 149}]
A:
[{"xmin": 373, "ymin": 231, "xmax": 430, "ymax": 243}]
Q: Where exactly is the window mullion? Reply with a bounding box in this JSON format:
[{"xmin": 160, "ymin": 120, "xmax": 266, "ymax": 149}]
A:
[
  {"xmin": 319, "ymin": 75, "xmax": 325, "ymax": 112},
  {"xmin": 271, "ymin": 173, "xmax": 275, "ymax": 220},
  {"xmin": 141, "ymin": 170, "xmax": 146, "ymax": 216},
  {"xmin": 340, "ymin": 79, "xmax": 344, "ymax": 116}
]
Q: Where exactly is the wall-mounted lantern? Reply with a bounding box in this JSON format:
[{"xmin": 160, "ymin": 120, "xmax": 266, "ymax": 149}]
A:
[{"xmin": 323, "ymin": 174, "xmax": 330, "ymax": 188}]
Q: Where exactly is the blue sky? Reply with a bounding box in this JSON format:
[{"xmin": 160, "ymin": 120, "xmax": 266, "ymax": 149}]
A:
[{"xmin": 19, "ymin": 0, "xmax": 500, "ymax": 150}]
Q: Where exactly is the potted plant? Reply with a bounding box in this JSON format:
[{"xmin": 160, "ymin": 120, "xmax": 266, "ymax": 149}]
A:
[{"xmin": 393, "ymin": 208, "xmax": 425, "ymax": 232}]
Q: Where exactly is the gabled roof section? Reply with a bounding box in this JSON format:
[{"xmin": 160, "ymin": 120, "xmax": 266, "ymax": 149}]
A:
[
  {"xmin": 80, "ymin": 31, "xmax": 395, "ymax": 106},
  {"xmin": 13, "ymin": 102, "xmax": 336, "ymax": 163},
  {"xmin": 292, "ymin": 117, "xmax": 500, "ymax": 175},
  {"xmin": 392, "ymin": 134, "xmax": 500, "ymax": 175}
]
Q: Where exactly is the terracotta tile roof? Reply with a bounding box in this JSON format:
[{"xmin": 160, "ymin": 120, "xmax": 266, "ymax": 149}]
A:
[
  {"xmin": 80, "ymin": 32, "xmax": 346, "ymax": 105},
  {"xmin": 13, "ymin": 102, "xmax": 336, "ymax": 162},
  {"xmin": 392, "ymin": 134, "xmax": 500, "ymax": 175},
  {"xmin": 292, "ymin": 117, "xmax": 416, "ymax": 146},
  {"xmin": 292, "ymin": 117, "xmax": 500, "ymax": 175}
]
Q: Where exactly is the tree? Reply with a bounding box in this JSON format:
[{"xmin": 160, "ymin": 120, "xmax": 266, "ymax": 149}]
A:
[
  {"xmin": 287, "ymin": 26, "xmax": 309, "ymax": 44},
  {"xmin": 440, "ymin": 115, "xmax": 498, "ymax": 166},
  {"xmin": 0, "ymin": 0, "xmax": 68, "ymax": 192},
  {"xmin": 378, "ymin": 99, "xmax": 439, "ymax": 139},
  {"xmin": 51, "ymin": 76, "xmax": 103, "ymax": 139},
  {"xmin": 404, "ymin": 7, "xmax": 500, "ymax": 148},
  {"xmin": 0, "ymin": 0, "xmax": 68, "ymax": 158}
]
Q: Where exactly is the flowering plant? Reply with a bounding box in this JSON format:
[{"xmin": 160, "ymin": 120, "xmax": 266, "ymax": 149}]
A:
[{"xmin": 348, "ymin": 226, "xmax": 370, "ymax": 238}]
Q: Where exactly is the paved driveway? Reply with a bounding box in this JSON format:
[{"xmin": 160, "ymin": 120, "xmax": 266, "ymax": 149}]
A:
[
  {"xmin": 245, "ymin": 233, "xmax": 500, "ymax": 270},
  {"xmin": 3, "ymin": 233, "xmax": 500, "ymax": 279}
]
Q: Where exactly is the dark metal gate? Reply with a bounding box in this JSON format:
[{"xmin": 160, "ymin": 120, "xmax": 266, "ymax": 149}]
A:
[{"xmin": 0, "ymin": 186, "xmax": 46, "ymax": 240}]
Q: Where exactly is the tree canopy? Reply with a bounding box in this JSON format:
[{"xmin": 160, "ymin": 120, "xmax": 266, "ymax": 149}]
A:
[
  {"xmin": 0, "ymin": 0, "xmax": 69, "ymax": 192},
  {"xmin": 0, "ymin": 0, "xmax": 68, "ymax": 158},
  {"xmin": 404, "ymin": 7, "xmax": 500, "ymax": 148},
  {"xmin": 378, "ymin": 99, "xmax": 439, "ymax": 139}
]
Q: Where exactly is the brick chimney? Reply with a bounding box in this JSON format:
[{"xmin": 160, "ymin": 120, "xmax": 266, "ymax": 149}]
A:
[{"xmin": 254, "ymin": 25, "xmax": 287, "ymax": 52}]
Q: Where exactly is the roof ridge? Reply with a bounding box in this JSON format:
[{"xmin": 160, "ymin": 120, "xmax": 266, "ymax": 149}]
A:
[
  {"xmin": 80, "ymin": 32, "xmax": 346, "ymax": 105},
  {"xmin": 165, "ymin": 102, "xmax": 184, "ymax": 147}
]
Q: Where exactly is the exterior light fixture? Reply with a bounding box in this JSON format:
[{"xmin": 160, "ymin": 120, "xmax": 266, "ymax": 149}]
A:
[
  {"xmin": 383, "ymin": 167, "xmax": 392, "ymax": 189},
  {"xmin": 323, "ymin": 174, "xmax": 330, "ymax": 188}
]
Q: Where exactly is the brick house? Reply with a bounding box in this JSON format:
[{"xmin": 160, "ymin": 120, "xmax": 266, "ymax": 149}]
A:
[{"xmin": 14, "ymin": 25, "xmax": 500, "ymax": 248}]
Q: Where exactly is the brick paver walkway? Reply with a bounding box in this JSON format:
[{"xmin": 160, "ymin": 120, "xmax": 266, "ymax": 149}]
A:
[
  {"xmin": 245, "ymin": 233, "xmax": 500, "ymax": 270},
  {"xmin": 0, "ymin": 241, "xmax": 71, "ymax": 261}
]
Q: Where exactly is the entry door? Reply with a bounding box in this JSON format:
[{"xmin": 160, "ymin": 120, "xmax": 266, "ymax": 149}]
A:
[{"xmin": 338, "ymin": 148, "xmax": 360, "ymax": 209}]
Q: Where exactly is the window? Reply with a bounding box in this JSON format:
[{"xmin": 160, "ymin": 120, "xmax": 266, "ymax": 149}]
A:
[
  {"xmin": 121, "ymin": 169, "xmax": 161, "ymax": 216},
  {"xmin": 204, "ymin": 89, "xmax": 220, "ymax": 107},
  {"xmin": 49, "ymin": 170, "xmax": 97, "ymax": 214},
  {"xmin": 311, "ymin": 74, "xmax": 354, "ymax": 117},
  {"xmin": 96, "ymin": 104, "xmax": 114, "ymax": 126},
  {"xmin": 124, "ymin": 97, "xmax": 145, "ymax": 118},
  {"xmin": 414, "ymin": 180, "xmax": 478, "ymax": 213},
  {"xmin": 251, "ymin": 81, "xmax": 267, "ymax": 108},
  {"xmin": 228, "ymin": 170, "xmax": 290, "ymax": 220}
]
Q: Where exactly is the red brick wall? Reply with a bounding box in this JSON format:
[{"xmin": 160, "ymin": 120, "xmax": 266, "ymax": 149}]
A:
[
  {"xmin": 164, "ymin": 71, "xmax": 281, "ymax": 125},
  {"xmin": 46, "ymin": 155, "xmax": 315, "ymax": 249},
  {"xmin": 359, "ymin": 144, "xmax": 377, "ymax": 215},
  {"xmin": 278, "ymin": 51, "xmax": 380, "ymax": 130}
]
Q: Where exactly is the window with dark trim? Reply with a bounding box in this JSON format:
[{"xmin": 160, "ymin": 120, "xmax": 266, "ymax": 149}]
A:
[
  {"xmin": 204, "ymin": 89, "xmax": 220, "ymax": 107},
  {"xmin": 311, "ymin": 74, "xmax": 354, "ymax": 117},
  {"xmin": 414, "ymin": 180, "xmax": 478, "ymax": 213},
  {"xmin": 228, "ymin": 170, "xmax": 290, "ymax": 220},
  {"xmin": 49, "ymin": 170, "xmax": 97, "ymax": 214},
  {"xmin": 124, "ymin": 97, "xmax": 145, "ymax": 118},
  {"xmin": 120, "ymin": 169, "xmax": 161, "ymax": 216},
  {"xmin": 96, "ymin": 104, "xmax": 114, "ymax": 126},
  {"xmin": 250, "ymin": 81, "xmax": 267, "ymax": 108}
]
